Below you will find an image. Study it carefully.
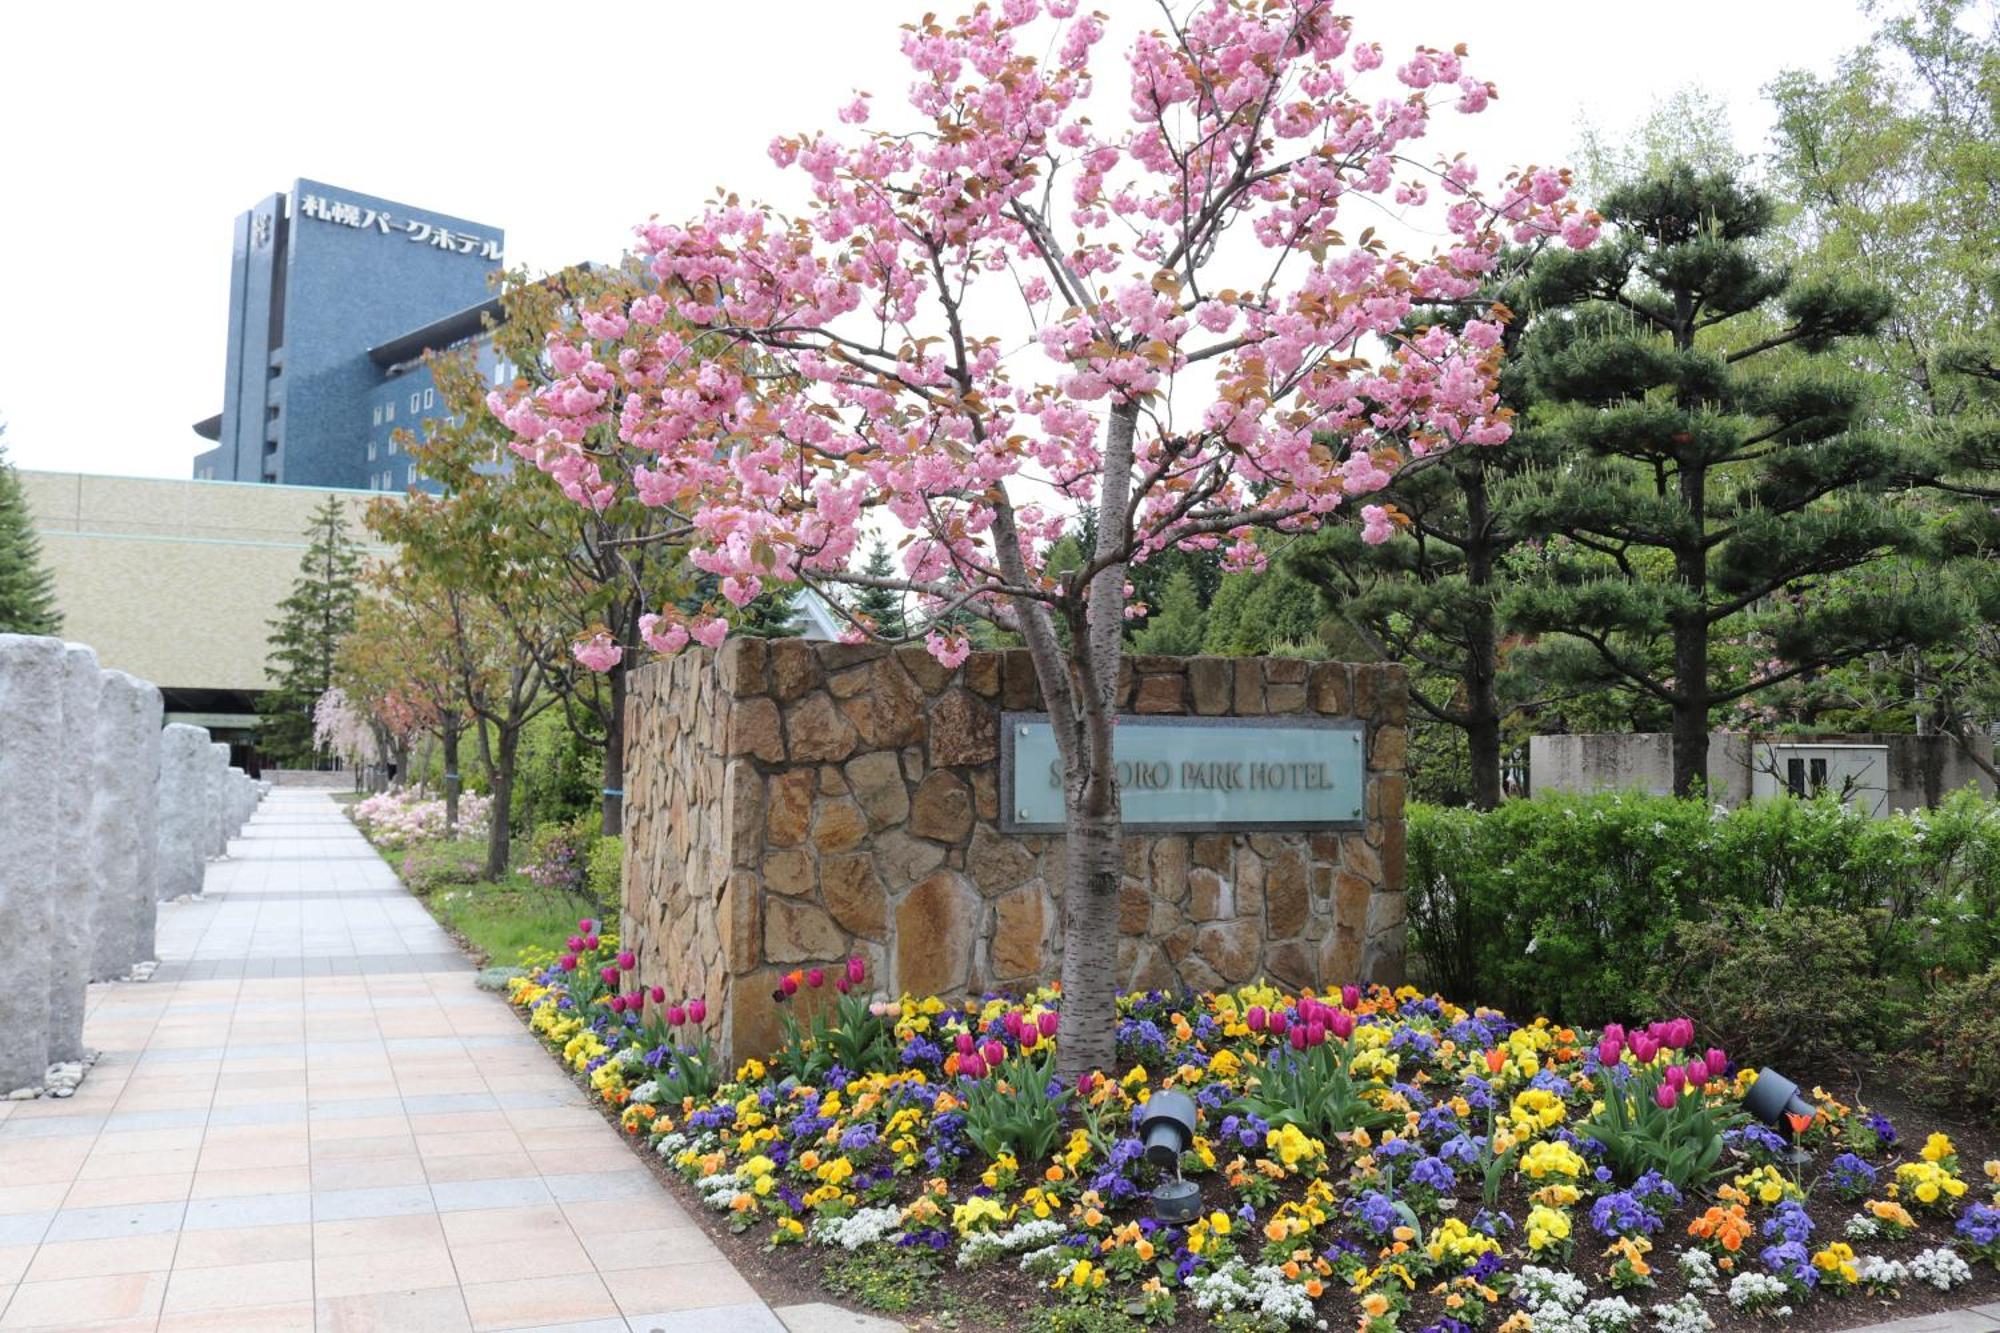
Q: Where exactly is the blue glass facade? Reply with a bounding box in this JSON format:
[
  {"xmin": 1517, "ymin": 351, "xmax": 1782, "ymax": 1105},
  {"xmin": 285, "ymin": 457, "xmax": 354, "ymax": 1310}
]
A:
[{"xmin": 193, "ymin": 179, "xmax": 503, "ymax": 489}]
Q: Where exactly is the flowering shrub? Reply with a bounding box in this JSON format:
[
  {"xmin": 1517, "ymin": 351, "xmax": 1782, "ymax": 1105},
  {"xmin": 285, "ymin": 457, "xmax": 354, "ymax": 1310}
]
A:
[
  {"xmin": 502, "ymin": 946, "xmax": 2000, "ymax": 1329},
  {"xmin": 351, "ymin": 785, "xmax": 491, "ymax": 848}
]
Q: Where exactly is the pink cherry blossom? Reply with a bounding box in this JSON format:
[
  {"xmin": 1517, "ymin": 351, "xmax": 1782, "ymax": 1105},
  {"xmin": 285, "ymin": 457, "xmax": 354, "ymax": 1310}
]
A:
[{"xmin": 572, "ymin": 632, "xmax": 624, "ymax": 673}]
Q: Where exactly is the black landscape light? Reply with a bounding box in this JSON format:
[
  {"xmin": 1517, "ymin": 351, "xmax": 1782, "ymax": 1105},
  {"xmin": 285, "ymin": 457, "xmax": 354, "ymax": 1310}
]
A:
[
  {"xmin": 1138, "ymin": 1089, "xmax": 1203, "ymax": 1223},
  {"xmin": 1744, "ymin": 1067, "xmax": 1816, "ymax": 1164}
]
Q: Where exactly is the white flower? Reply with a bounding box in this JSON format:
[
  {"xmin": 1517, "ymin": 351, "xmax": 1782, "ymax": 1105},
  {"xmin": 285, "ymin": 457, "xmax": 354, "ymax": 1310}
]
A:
[
  {"xmin": 809, "ymin": 1206, "xmax": 903, "ymax": 1251},
  {"xmin": 1843, "ymin": 1212, "xmax": 1881, "ymax": 1239},
  {"xmin": 1187, "ymin": 1260, "xmax": 1319, "ymax": 1326},
  {"xmin": 1676, "ymin": 1248, "xmax": 1719, "ymax": 1295},
  {"xmin": 1727, "ymin": 1272, "xmax": 1792, "ymax": 1313},
  {"xmin": 1650, "ymin": 1295, "xmax": 1713, "ymax": 1333},
  {"xmin": 958, "ymin": 1217, "xmax": 1065, "ymax": 1269},
  {"xmin": 1856, "ymin": 1255, "xmax": 1908, "ymax": 1291},
  {"xmin": 1910, "ymin": 1246, "xmax": 1971, "ymax": 1291}
]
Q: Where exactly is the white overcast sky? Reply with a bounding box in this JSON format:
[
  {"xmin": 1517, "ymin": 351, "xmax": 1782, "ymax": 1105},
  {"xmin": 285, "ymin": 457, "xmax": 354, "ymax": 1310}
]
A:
[{"xmin": 0, "ymin": 1, "xmax": 1875, "ymax": 479}]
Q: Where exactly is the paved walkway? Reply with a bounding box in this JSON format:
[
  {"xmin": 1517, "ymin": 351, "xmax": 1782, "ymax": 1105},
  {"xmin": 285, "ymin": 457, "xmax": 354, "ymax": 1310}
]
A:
[{"xmin": 0, "ymin": 789, "xmax": 783, "ymax": 1333}]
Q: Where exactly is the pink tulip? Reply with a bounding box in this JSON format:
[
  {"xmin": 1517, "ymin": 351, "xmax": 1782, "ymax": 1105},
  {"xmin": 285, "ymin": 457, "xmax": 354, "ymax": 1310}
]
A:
[
  {"xmin": 667, "ymin": 1005, "xmax": 686, "ymax": 1026},
  {"xmin": 1306, "ymin": 1021, "xmax": 1327, "ymax": 1048},
  {"xmin": 1076, "ymin": 1072, "xmax": 1096, "ymax": 1096},
  {"xmin": 960, "ymin": 1053, "xmax": 986, "ymax": 1079},
  {"xmin": 1037, "ymin": 1011, "xmax": 1058, "ymax": 1039},
  {"xmin": 779, "ymin": 973, "xmax": 799, "ymax": 997},
  {"xmin": 807, "ymin": 967, "xmax": 825, "ymax": 989},
  {"xmin": 578, "ymin": 918, "xmax": 597, "ymax": 934},
  {"xmin": 1654, "ymin": 1082, "xmax": 1679, "ymax": 1110},
  {"xmin": 599, "ymin": 966, "xmax": 620, "ymax": 987},
  {"xmin": 609, "ymin": 995, "xmax": 627, "ymax": 1014},
  {"xmin": 688, "ymin": 998, "xmax": 706, "ymax": 1023},
  {"xmin": 1246, "ymin": 1005, "xmax": 1267, "ymax": 1033},
  {"xmin": 846, "ymin": 956, "xmax": 866, "ymax": 985},
  {"xmin": 1602, "ymin": 1023, "xmax": 1626, "ymax": 1045},
  {"xmin": 1288, "ymin": 1024, "xmax": 1308, "ymax": 1051},
  {"xmin": 1268, "ymin": 1012, "xmax": 1289, "ymax": 1039},
  {"xmin": 981, "ymin": 1039, "xmax": 1005, "ymax": 1067},
  {"xmin": 1686, "ymin": 1058, "xmax": 1710, "ymax": 1086},
  {"xmin": 1665, "ymin": 1017, "xmax": 1694, "ymax": 1050},
  {"xmin": 1328, "ymin": 1011, "xmax": 1355, "ymax": 1041},
  {"xmin": 583, "ymin": 935, "xmax": 600, "ymax": 951},
  {"xmin": 1002, "ymin": 1012, "xmax": 1023, "ymax": 1039},
  {"xmin": 617, "ymin": 950, "xmax": 636, "ymax": 971},
  {"xmin": 558, "ymin": 954, "xmax": 578, "ymax": 972},
  {"xmin": 1629, "ymin": 1033, "xmax": 1659, "ymax": 1064},
  {"xmin": 628, "ymin": 990, "xmax": 646, "ymax": 1012},
  {"xmin": 1342, "ymin": 984, "xmax": 1361, "ymax": 1010},
  {"xmin": 955, "ymin": 1032, "xmax": 975, "ymax": 1056},
  {"xmin": 567, "ymin": 936, "xmax": 585, "ymax": 952},
  {"xmin": 835, "ymin": 976, "xmax": 850, "ymax": 994},
  {"xmin": 650, "ymin": 986, "xmax": 666, "ymax": 1004},
  {"xmin": 1665, "ymin": 1065, "xmax": 1688, "ymax": 1092},
  {"xmin": 1705, "ymin": 1047, "xmax": 1727, "ymax": 1076},
  {"xmin": 1020, "ymin": 1028, "xmax": 1039, "ymax": 1052},
  {"xmin": 1597, "ymin": 1035, "xmax": 1622, "ymax": 1066}
]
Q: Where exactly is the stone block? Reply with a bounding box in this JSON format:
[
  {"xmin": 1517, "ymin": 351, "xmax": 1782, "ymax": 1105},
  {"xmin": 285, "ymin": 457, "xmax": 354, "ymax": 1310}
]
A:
[
  {"xmin": 990, "ymin": 883, "xmax": 1046, "ymax": 981},
  {"xmin": 908, "ymin": 771, "xmax": 972, "ymax": 843},
  {"xmin": 844, "ymin": 751, "xmax": 908, "ymax": 830},
  {"xmin": 764, "ymin": 770, "xmax": 814, "ymax": 847},
  {"xmin": 155, "ymin": 724, "xmax": 210, "ymax": 901},
  {"xmin": 895, "ymin": 870, "xmax": 977, "ymax": 997},
  {"xmin": 810, "ymin": 799, "xmax": 867, "ymax": 855},
  {"xmin": 822, "ymin": 854, "xmax": 886, "ymax": 939},
  {"xmin": 966, "ymin": 823, "xmax": 1035, "ymax": 895},
  {"xmin": 0, "ymin": 635, "xmax": 60, "ymax": 1091},
  {"xmin": 1134, "ymin": 674, "xmax": 1185, "ymax": 714},
  {"xmin": 49, "ymin": 644, "xmax": 99, "ymax": 1065},
  {"xmin": 1188, "ymin": 657, "xmax": 1231, "ymax": 715},
  {"xmin": 727, "ymin": 696, "xmax": 785, "ymax": 764},
  {"xmin": 929, "ymin": 690, "xmax": 997, "ymax": 766},
  {"xmin": 767, "ymin": 638, "xmax": 823, "ymax": 702},
  {"xmin": 785, "ymin": 693, "xmax": 857, "ymax": 763},
  {"xmin": 207, "ymin": 743, "xmax": 230, "ymax": 855},
  {"xmin": 89, "ymin": 669, "xmax": 163, "ymax": 982}
]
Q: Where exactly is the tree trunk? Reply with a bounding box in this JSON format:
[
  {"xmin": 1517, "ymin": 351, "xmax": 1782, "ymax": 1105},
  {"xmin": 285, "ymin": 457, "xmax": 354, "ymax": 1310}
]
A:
[
  {"xmin": 442, "ymin": 717, "xmax": 462, "ymax": 838},
  {"xmin": 484, "ymin": 723, "xmax": 519, "ymax": 881},
  {"xmin": 1057, "ymin": 802, "xmax": 1123, "ymax": 1080},
  {"xmin": 601, "ymin": 662, "xmax": 627, "ymax": 837},
  {"xmin": 1462, "ymin": 473, "xmax": 1503, "ymax": 811}
]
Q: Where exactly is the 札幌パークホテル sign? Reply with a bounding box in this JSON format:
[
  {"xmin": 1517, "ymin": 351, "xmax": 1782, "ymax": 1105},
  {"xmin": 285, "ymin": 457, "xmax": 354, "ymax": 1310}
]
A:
[{"xmin": 1000, "ymin": 714, "xmax": 1365, "ymax": 832}]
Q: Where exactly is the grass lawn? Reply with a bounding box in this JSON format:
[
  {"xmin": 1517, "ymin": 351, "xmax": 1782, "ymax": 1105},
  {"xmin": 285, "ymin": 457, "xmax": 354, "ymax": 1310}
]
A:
[{"xmin": 389, "ymin": 836, "xmax": 598, "ymax": 967}]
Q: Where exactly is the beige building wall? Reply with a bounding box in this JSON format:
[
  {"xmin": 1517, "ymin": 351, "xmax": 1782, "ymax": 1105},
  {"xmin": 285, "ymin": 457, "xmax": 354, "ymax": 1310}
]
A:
[{"xmin": 21, "ymin": 472, "xmax": 392, "ymax": 708}]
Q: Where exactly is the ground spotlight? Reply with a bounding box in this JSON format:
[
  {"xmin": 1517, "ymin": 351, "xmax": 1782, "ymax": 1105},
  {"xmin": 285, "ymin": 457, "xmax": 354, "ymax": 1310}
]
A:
[{"xmin": 1138, "ymin": 1090, "xmax": 1203, "ymax": 1223}]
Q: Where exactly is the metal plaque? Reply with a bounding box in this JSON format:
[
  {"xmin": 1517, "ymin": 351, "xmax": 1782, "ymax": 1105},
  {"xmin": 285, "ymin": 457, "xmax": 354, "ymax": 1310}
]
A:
[{"xmin": 999, "ymin": 713, "xmax": 1366, "ymax": 833}]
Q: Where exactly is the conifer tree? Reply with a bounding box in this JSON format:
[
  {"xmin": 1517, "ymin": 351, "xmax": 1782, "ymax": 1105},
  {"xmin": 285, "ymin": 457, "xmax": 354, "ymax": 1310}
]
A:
[
  {"xmin": 850, "ymin": 539, "xmax": 907, "ymax": 640},
  {"xmin": 261, "ymin": 496, "xmax": 363, "ymax": 766},
  {"xmin": 0, "ymin": 429, "xmax": 61, "ymax": 636},
  {"xmin": 1505, "ymin": 165, "xmax": 1958, "ymax": 794},
  {"xmin": 1132, "ymin": 570, "xmax": 1205, "ymax": 657}
]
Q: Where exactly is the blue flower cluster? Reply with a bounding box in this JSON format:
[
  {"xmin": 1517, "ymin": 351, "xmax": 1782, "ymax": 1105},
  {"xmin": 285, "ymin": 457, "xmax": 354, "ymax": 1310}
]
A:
[
  {"xmin": 1760, "ymin": 1200, "xmax": 1818, "ymax": 1290},
  {"xmin": 1825, "ymin": 1152, "xmax": 1877, "ymax": 1199}
]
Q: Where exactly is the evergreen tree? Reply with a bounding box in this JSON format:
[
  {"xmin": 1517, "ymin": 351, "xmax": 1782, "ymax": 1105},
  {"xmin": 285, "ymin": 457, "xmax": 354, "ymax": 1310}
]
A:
[
  {"xmin": 0, "ymin": 430, "xmax": 60, "ymax": 636},
  {"xmin": 260, "ymin": 496, "xmax": 363, "ymax": 766},
  {"xmin": 850, "ymin": 538, "xmax": 907, "ymax": 639},
  {"xmin": 1199, "ymin": 565, "xmax": 1324, "ymax": 656},
  {"xmin": 1505, "ymin": 165, "xmax": 1959, "ymax": 794},
  {"xmin": 1132, "ymin": 569, "xmax": 1205, "ymax": 656}
]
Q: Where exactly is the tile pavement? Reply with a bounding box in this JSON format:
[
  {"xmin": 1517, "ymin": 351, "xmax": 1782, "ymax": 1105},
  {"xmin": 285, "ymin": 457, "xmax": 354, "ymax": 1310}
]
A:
[{"xmin": 0, "ymin": 789, "xmax": 784, "ymax": 1332}]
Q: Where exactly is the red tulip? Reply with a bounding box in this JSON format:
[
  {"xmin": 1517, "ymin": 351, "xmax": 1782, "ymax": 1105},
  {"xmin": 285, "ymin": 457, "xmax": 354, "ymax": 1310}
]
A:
[
  {"xmin": 667, "ymin": 1005, "xmax": 686, "ymax": 1026},
  {"xmin": 1629, "ymin": 1033, "xmax": 1659, "ymax": 1064},
  {"xmin": 1484, "ymin": 1048, "xmax": 1507, "ymax": 1075},
  {"xmin": 1665, "ymin": 1017, "xmax": 1695, "ymax": 1050},
  {"xmin": 1328, "ymin": 1010, "xmax": 1356, "ymax": 1041},
  {"xmin": 688, "ymin": 998, "xmax": 706, "ymax": 1023},
  {"xmin": 1342, "ymin": 984, "xmax": 1361, "ymax": 1011},
  {"xmin": 1597, "ymin": 1035, "xmax": 1623, "ymax": 1066},
  {"xmin": 807, "ymin": 967, "xmax": 825, "ymax": 989},
  {"xmin": 955, "ymin": 1032, "xmax": 975, "ymax": 1056},
  {"xmin": 1037, "ymin": 1011, "xmax": 1058, "ymax": 1039},
  {"xmin": 1002, "ymin": 1012, "xmax": 1024, "ymax": 1039},
  {"xmin": 617, "ymin": 950, "xmax": 636, "ymax": 971},
  {"xmin": 1654, "ymin": 1082, "xmax": 1679, "ymax": 1110},
  {"xmin": 1246, "ymin": 1006, "xmax": 1267, "ymax": 1033},
  {"xmin": 630, "ymin": 990, "xmax": 648, "ymax": 1013},
  {"xmin": 846, "ymin": 955, "xmax": 866, "ymax": 985},
  {"xmin": 981, "ymin": 1039, "xmax": 1005, "ymax": 1067},
  {"xmin": 1602, "ymin": 1023, "xmax": 1626, "ymax": 1044}
]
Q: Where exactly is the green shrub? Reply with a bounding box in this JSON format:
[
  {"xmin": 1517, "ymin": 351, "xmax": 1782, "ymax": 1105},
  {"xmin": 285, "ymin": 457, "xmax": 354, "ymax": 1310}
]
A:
[
  {"xmin": 1902, "ymin": 962, "xmax": 2000, "ymax": 1122},
  {"xmin": 511, "ymin": 709, "xmax": 602, "ymax": 832},
  {"xmin": 1643, "ymin": 905, "xmax": 1879, "ymax": 1069},
  {"xmin": 523, "ymin": 816, "xmax": 594, "ymax": 894},
  {"xmin": 398, "ymin": 838, "xmax": 484, "ymax": 895},
  {"xmin": 587, "ymin": 834, "xmax": 623, "ymax": 916}
]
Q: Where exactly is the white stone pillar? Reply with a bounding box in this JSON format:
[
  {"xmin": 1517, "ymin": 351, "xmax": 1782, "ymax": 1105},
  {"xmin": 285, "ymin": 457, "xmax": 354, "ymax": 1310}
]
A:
[
  {"xmin": 49, "ymin": 643, "xmax": 101, "ymax": 1066},
  {"xmin": 207, "ymin": 743, "xmax": 229, "ymax": 857},
  {"xmin": 155, "ymin": 724, "xmax": 210, "ymax": 902},
  {"xmin": 88, "ymin": 670, "xmax": 162, "ymax": 982},
  {"xmin": 225, "ymin": 767, "xmax": 248, "ymax": 838},
  {"xmin": 0, "ymin": 635, "xmax": 61, "ymax": 1091}
]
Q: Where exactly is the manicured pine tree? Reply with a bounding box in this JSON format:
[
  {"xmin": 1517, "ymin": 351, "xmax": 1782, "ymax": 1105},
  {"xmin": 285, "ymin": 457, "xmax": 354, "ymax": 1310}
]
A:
[
  {"xmin": 0, "ymin": 429, "xmax": 61, "ymax": 636},
  {"xmin": 261, "ymin": 496, "xmax": 363, "ymax": 766},
  {"xmin": 1505, "ymin": 164, "xmax": 1958, "ymax": 795},
  {"xmin": 1131, "ymin": 569, "xmax": 1205, "ymax": 657}
]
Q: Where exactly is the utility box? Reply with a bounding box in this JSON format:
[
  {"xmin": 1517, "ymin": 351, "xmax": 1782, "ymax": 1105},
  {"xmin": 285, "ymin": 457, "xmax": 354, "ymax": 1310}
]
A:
[{"xmin": 1749, "ymin": 743, "xmax": 1891, "ymax": 816}]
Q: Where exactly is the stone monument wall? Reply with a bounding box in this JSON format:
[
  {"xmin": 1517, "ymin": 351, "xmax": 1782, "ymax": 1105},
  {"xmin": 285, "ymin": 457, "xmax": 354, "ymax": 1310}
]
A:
[{"xmin": 622, "ymin": 641, "xmax": 1407, "ymax": 1061}]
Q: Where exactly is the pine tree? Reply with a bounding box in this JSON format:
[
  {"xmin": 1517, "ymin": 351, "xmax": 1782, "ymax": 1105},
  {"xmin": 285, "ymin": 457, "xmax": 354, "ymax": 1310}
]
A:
[
  {"xmin": 261, "ymin": 496, "xmax": 363, "ymax": 766},
  {"xmin": 1505, "ymin": 165, "xmax": 1960, "ymax": 794},
  {"xmin": 850, "ymin": 539, "xmax": 907, "ymax": 639},
  {"xmin": 1132, "ymin": 569, "xmax": 1205, "ymax": 656},
  {"xmin": 0, "ymin": 429, "xmax": 61, "ymax": 636}
]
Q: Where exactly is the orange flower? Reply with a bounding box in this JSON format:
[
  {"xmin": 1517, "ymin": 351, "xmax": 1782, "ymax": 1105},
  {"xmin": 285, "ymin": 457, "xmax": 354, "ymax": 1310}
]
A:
[
  {"xmin": 1362, "ymin": 1292, "xmax": 1390, "ymax": 1318},
  {"xmin": 1305, "ymin": 1278, "xmax": 1326, "ymax": 1298},
  {"xmin": 1484, "ymin": 1049, "xmax": 1507, "ymax": 1075}
]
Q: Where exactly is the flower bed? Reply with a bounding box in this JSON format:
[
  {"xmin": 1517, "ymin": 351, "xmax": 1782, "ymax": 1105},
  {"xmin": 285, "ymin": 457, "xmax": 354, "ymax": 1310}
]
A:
[
  {"xmin": 350, "ymin": 785, "xmax": 491, "ymax": 848},
  {"xmin": 507, "ymin": 923, "xmax": 2000, "ymax": 1332}
]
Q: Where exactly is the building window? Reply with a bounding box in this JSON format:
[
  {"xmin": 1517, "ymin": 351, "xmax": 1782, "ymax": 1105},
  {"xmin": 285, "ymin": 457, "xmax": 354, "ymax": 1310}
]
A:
[
  {"xmin": 372, "ymin": 405, "xmax": 382, "ymax": 426},
  {"xmin": 410, "ymin": 392, "xmax": 420, "ymax": 413},
  {"xmin": 387, "ymin": 434, "xmax": 397, "ymax": 455},
  {"xmin": 423, "ymin": 387, "xmax": 434, "ymax": 410},
  {"xmin": 367, "ymin": 441, "xmax": 377, "ymax": 462},
  {"xmin": 385, "ymin": 401, "xmax": 395, "ymax": 422}
]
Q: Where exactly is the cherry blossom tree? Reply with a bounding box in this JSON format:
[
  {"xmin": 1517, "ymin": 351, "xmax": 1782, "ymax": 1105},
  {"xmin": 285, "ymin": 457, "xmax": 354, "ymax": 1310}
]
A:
[{"xmin": 493, "ymin": 0, "xmax": 1591, "ymax": 1078}]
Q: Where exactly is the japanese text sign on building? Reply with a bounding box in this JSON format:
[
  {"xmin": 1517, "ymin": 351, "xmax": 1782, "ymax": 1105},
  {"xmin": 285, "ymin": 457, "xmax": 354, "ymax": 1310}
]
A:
[
  {"xmin": 1000, "ymin": 715, "xmax": 1366, "ymax": 832},
  {"xmin": 298, "ymin": 193, "xmax": 502, "ymax": 262}
]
